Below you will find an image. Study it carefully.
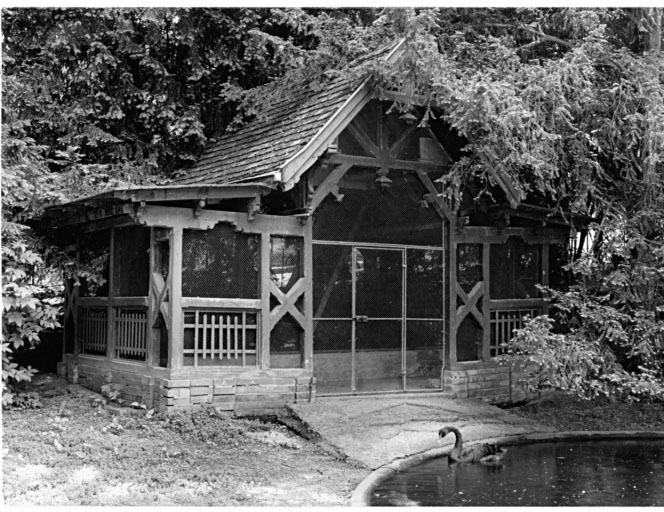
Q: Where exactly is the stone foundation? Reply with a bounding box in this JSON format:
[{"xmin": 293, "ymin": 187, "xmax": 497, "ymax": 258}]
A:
[
  {"xmin": 443, "ymin": 359, "xmax": 539, "ymax": 404},
  {"xmin": 161, "ymin": 376, "xmax": 314, "ymax": 415},
  {"xmin": 58, "ymin": 359, "xmax": 314, "ymax": 415}
]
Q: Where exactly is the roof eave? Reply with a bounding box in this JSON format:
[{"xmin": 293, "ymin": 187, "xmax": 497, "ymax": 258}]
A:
[{"xmin": 279, "ymin": 39, "xmax": 408, "ymax": 190}]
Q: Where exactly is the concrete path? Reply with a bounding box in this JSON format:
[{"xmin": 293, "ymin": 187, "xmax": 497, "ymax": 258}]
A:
[{"xmin": 289, "ymin": 393, "xmax": 556, "ymax": 469}]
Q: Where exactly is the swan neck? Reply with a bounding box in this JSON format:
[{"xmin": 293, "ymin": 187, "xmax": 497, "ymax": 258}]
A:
[{"xmin": 449, "ymin": 427, "xmax": 462, "ymax": 449}]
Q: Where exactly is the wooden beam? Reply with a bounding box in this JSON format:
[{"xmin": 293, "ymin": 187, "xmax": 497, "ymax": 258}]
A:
[
  {"xmin": 389, "ymin": 123, "xmax": 417, "ymax": 159},
  {"xmin": 128, "ymin": 204, "xmax": 304, "ymax": 236},
  {"xmin": 482, "ymin": 242, "xmax": 491, "ymax": 360},
  {"xmin": 105, "ymin": 229, "xmax": 116, "ymax": 361},
  {"xmin": 449, "ymin": 234, "xmax": 458, "ymax": 364},
  {"xmin": 324, "ymin": 152, "xmax": 447, "ymax": 173},
  {"xmin": 117, "ymin": 184, "xmax": 270, "ymax": 203},
  {"xmin": 269, "ymin": 279, "xmax": 306, "ymax": 329},
  {"xmin": 168, "ymin": 227, "xmax": 183, "ymax": 370},
  {"xmin": 303, "ymin": 217, "xmax": 314, "ymax": 371},
  {"xmin": 309, "ymin": 162, "xmax": 352, "ymax": 213},
  {"xmin": 456, "ymin": 226, "xmax": 568, "ymax": 245},
  {"xmin": 180, "ymin": 298, "xmax": 262, "ymax": 310},
  {"xmin": 260, "ymin": 232, "xmax": 272, "ymax": 369},
  {"xmin": 416, "ymin": 170, "xmax": 453, "ymax": 221},
  {"xmin": 456, "ymin": 281, "xmax": 484, "ymax": 326},
  {"xmin": 282, "ymin": 82, "xmax": 373, "ymax": 189},
  {"xmin": 280, "ymin": 39, "xmax": 408, "ymax": 189},
  {"xmin": 347, "ymin": 119, "xmax": 381, "ymax": 158}
]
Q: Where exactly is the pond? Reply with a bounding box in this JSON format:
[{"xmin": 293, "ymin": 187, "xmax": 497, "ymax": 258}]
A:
[{"xmin": 370, "ymin": 439, "xmax": 664, "ymax": 506}]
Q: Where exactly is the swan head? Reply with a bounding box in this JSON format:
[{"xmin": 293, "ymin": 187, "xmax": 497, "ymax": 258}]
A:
[{"xmin": 438, "ymin": 427, "xmax": 452, "ymax": 438}]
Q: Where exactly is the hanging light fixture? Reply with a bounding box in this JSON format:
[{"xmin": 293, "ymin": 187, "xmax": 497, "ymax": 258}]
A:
[{"xmin": 375, "ymin": 167, "xmax": 391, "ymax": 190}]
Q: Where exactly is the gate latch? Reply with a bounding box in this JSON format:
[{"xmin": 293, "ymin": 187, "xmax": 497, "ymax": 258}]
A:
[{"xmin": 354, "ymin": 315, "xmax": 369, "ymax": 323}]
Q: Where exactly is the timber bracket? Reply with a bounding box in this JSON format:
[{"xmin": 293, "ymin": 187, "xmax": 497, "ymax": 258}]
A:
[
  {"xmin": 194, "ymin": 198, "xmax": 206, "ymax": 218},
  {"xmin": 123, "ymin": 201, "xmax": 147, "ymax": 223},
  {"xmin": 247, "ymin": 196, "xmax": 261, "ymax": 222}
]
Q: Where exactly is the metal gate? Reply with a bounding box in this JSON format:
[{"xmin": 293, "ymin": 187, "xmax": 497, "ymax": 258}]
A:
[{"xmin": 313, "ymin": 242, "xmax": 444, "ymax": 395}]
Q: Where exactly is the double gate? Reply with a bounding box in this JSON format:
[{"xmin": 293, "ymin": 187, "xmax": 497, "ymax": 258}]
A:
[{"xmin": 312, "ymin": 242, "xmax": 445, "ymax": 395}]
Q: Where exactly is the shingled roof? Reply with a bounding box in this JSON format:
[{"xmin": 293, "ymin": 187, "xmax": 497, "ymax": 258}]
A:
[
  {"xmin": 174, "ymin": 40, "xmax": 407, "ymax": 189},
  {"xmin": 174, "ymin": 77, "xmax": 358, "ymax": 186}
]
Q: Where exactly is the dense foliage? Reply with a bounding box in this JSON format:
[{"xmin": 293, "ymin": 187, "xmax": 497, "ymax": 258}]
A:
[
  {"xmin": 2, "ymin": 7, "xmax": 663, "ymax": 403},
  {"xmin": 370, "ymin": 8, "xmax": 663, "ymax": 400},
  {"xmin": 1, "ymin": 7, "xmax": 388, "ymax": 404}
]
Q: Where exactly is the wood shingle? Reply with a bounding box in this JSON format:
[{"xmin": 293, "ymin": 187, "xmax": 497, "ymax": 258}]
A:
[{"xmin": 174, "ymin": 77, "xmax": 359, "ymax": 185}]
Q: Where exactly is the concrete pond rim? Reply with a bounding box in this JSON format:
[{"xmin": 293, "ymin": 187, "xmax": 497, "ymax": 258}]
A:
[{"xmin": 349, "ymin": 430, "xmax": 664, "ymax": 507}]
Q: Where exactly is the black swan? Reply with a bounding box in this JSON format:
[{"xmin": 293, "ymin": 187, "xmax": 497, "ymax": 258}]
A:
[{"xmin": 438, "ymin": 426, "xmax": 506, "ymax": 463}]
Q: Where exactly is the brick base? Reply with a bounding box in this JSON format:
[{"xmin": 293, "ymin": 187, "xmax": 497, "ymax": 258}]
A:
[
  {"xmin": 60, "ymin": 359, "xmax": 315, "ymax": 415},
  {"xmin": 443, "ymin": 359, "xmax": 539, "ymax": 404}
]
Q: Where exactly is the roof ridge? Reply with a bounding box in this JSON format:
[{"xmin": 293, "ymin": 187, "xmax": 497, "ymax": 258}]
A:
[{"xmin": 174, "ymin": 38, "xmax": 406, "ymax": 186}]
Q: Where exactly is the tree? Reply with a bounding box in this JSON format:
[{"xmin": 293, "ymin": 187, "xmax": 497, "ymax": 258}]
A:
[
  {"xmin": 366, "ymin": 8, "xmax": 664, "ymax": 400},
  {"xmin": 1, "ymin": 7, "xmax": 388, "ymax": 404},
  {"xmin": 3, "ymin": 7, "xmax": 662, "ymax": 403}
]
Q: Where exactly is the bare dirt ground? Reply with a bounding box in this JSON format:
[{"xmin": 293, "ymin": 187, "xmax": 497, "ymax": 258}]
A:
[
  {"xmin": 2, "ymin": 374, "xmax": 663, "ymax": 506},
  {"xmin": 2, "ymin": 374, "xmax": 365, "ymax": 506}
]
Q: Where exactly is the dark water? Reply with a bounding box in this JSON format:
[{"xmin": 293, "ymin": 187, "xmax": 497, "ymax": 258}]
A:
[{"xmin": 371, "ymin": 440, "xmax": 664, "ymax": 506}]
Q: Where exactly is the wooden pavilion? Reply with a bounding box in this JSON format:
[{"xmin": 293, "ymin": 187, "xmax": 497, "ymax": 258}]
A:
[{"xmin": 40, "ymin": 42, "xmax": 576, "ymax": 414}]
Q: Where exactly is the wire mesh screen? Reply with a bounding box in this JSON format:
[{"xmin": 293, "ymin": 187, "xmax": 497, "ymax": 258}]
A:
[
  {"xmin": 182, "ymin": 223, "xmax": 260, "ymax": 298},
  {"xmin": 64, "ymin": 308, "xmax": 75, "ymax": 354},
  {"xmin": 112, "ymin": 226, "xmax": 150, "ymax": 297},
  {"xmin": 406, "ymin": 249, "xmax": 444, "ymax": 389},
  {"xmin": 549, "ymin": 242, "xmax": 570, "ymax": 289},
  {"xmin": 270, "ymin": 313, "xmax": 303, "ymax": 368},
  {"xmin": 77, "ymin": 230, "xmax": 110, "ymax": 298},
  {"xmin": 313, "ymin": 320, "xmax": 352, "ymax": 352},
  {"xmin": 313, "ymin": 168, "xmax": 443, "ymax": 246},
  {"xmin": 457, "ymin": 315, "xmax": 482, "ymax": 362},
  {"xmin": 355, "ymin": 321, "xmax": 401, "ymax": 350},
  {"xmin": 490, "ymin": 237, "xmax": 541, "ymax": 299},
  {"xmin": 270, "ymin": 236, "xmax": 303, "ymax": 293},
  {"xmin": 406, "ymin": 320, "xmax": 444, "ymax": 388},
  {"xmin": 313, "ymin": 320, "xmax": 353, "ymax": 394},
  {"xmin": 355, "ymin": 249, "xmax": 402, "ymax": 318},
  {"xmin": 457, "ymin": 243, "xmax": 483, "ymax": 292},
  {"xmin": 157, "ymin": 312, "xmax": 168, "ymax": 368},
  {"xmin": 407, "ymin": 249, "xmax": 443, "ymax": 319},
  {"xmin": 313, "ymin": 244, "xmax": 352, "ymax": 319}
]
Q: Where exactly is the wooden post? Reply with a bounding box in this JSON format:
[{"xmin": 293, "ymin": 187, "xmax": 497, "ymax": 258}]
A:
[
  {"xmin": 106, "ymin": 229, "xmax": 116, "ymax": 360},
  {"xmin": 168, "ymin": 227, "xmax": 183, "ymax": 370},
  {"xmin": 449, "ymin": 226, "xmax": 457, "ymax": 365},
  {"xmin": 542, "ymin": 242, "xmax": 550, "ymax": 315},
  {"xmin": 303, "ymin": 217, "xmax": 314, "ymax": 371},
  {"xmin": 261, "ymin": 232, "xmax": 271, "ymax": 369},
  {"xmin": 147, "ymin": 228, "xmax": 158, "ymax": 367},
  {"xmin": 482, "ymin": 242, "xmax": 491, "ymax": 360}
]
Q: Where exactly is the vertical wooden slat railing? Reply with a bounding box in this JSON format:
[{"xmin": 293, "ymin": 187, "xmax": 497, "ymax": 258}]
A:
[
  {"xmin": 489, "ymin": 307, "xmax": 540, "ymax": 358},
  {"xmin": 79, "ymin": 308, "xmax": 108, "ymax": 355},
  {"xmin": 113, "ymin": 308, "xmax": 148, "ymax": 361},
  {"xmin": 183, "ymin": 310, "xmax": 257, "ymax": 367}
]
